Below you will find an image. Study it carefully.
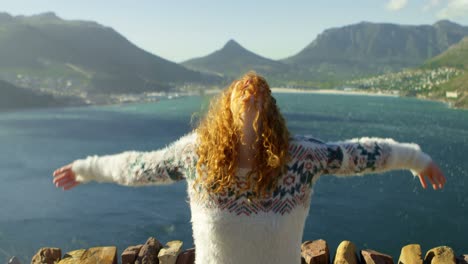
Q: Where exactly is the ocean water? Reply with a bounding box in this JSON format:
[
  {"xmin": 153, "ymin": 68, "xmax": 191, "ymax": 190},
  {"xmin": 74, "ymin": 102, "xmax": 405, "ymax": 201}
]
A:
[{"xmin": 0, "ymin": 93, "xmax": 467, "ymax": 263}]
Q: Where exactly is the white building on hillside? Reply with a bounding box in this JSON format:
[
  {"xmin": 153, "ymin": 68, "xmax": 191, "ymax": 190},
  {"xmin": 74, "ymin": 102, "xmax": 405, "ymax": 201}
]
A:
[{"xmin": 446, "ymin": 91, "xmax": 458, "ymax": 98}]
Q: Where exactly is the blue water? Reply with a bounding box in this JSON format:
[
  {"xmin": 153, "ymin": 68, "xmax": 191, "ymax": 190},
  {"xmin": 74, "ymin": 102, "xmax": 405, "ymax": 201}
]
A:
[{"xmin": 0, "ymin": 93, "xmax": 467, "ymax": 263}]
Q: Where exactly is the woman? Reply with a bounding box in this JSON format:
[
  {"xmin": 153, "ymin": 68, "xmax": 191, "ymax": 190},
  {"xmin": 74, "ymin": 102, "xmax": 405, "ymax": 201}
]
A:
[{"xmin": 53, "ymin": 72, "xmax": 446, "ymax": 264}]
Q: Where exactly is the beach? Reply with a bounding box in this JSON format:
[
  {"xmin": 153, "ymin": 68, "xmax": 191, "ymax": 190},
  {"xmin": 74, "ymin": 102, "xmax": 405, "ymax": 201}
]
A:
[{"xmin": 271, "ymin": 87, "xmax": 399, "ymax": 97}]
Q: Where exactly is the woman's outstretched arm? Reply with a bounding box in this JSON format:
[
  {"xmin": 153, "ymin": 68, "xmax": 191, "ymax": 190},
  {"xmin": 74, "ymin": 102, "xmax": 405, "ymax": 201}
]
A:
[
  {"xmin": 52, "ymin": 132, "xmax": 197, "ymax": 190},
  {"xmin": 293, "ymin": 136, "xmax": 446, "ymax": 190},
  {"xmin": 328, "ymin": 137, "xmax": 446, "ymax": 189}
]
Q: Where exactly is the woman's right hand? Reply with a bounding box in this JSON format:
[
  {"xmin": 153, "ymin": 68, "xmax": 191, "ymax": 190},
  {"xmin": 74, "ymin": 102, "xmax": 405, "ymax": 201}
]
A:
[{"xmin": 53, "ymin": 163, "xmax": 81, "ymax": 191}]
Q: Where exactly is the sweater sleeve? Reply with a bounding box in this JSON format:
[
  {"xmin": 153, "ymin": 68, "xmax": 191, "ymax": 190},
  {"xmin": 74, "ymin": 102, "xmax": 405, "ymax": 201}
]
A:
[
  {"xmin": 71, "ymin": 132, "xmax": 198, "ymax": 186},
  {"xmin": 294, "ymin": 136, "xmax": 432, "ymax": 177}
]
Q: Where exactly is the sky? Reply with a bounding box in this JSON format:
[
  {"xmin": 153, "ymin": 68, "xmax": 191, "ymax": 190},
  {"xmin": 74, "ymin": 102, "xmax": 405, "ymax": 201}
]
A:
[{"xmin": 1, "ymin": 0, "xmax": 468, "ymax": 62}]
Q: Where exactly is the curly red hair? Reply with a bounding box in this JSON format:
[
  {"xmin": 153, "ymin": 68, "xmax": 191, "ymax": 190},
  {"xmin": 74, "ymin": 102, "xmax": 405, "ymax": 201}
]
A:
[{"xmin": 195, "ymin": 72, "xmax": 290, "ymax": 197}]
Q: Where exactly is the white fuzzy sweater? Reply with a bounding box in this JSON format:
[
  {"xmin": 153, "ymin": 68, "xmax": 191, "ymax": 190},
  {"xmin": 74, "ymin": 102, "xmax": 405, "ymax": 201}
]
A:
[{"xmin": 72, "ymin": 133, "xmax": 431, "ymax": 264}]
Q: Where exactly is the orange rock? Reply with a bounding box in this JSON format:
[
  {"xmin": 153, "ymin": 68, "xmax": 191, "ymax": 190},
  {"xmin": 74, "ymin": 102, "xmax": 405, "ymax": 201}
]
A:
[
  {"xmin": 81, "ymin": 247, "xmax": 117, "ymax": 264},
  {"xmin": 135, "ymin": 237, "xmax": 164, "ymax": 264},
  {"xmin": 175, "ymin": 248, "xmax": 195, "ymax": 264},
  {"xmin": 58, "ymin": 249, "xmax": 86, "ymax": 264},
  {"xmin": 122, "ymin": 245, "xmax": 144, "ymax": 264},
  {"xmin": 158, "ymin": 241, "xmax": 183, "ymax": 264},
  {"xmin": 31, "ymin": 247, "xmax": 62, "ymax": 264},
  {"xmin": 58, "ymin": 247, "xmax": 117, "ymax": 264},
  {"xmin": 334, "ymin": 241, "xmax": 358, "ymax": 264},
  {"xmin": 360, "ymin": 249, "xmax": 394, "ymax": 264},
  {"xmin": 398, "ymin": 244, "xmax": 423, "ymax": 264},
  {"xmin": 424, "ymin": 246, "xmax": 456, "ymax": 264},
  {"xmin": 301, "ymin": 239, "xmax": 330, "ymax": 264}
]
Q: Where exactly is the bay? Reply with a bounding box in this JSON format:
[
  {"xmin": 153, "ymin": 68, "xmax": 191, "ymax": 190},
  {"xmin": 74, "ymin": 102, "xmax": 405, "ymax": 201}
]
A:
[{"xmin": 0, "ymin": 93, "xmax": 467, "ymax": 263}]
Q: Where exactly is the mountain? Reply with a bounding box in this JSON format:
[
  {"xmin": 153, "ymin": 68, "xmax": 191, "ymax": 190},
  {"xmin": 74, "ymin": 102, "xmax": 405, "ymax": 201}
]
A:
[
  {"xmin": 283, "ymin": 20, "xmax": 468, "ymax": 81},
  {"xmin": 182, "ymin": 40, "xmax": 290, "ymax": 81},
  {"xmin": 0, "ymin": 12, "xmax": 213, "ymax": 95},
  {"xmin": 0, "ymin": 79, "xmax": 78, "ymax": 111}
]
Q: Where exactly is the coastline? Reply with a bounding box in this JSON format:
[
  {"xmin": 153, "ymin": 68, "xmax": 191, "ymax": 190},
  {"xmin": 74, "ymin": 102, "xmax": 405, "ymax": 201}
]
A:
[
  {"xmin": 2, "ymin": 88, "xmax": 465, "ymax": 114},
  {"xmin": 415, "ymin": 94, "xmax": 454, "ymax": 107},
  {"xmin": 271, "ymin": 87, "xmax": 468, "ymax": 110},
  {"xmin": 271, "ymin": 87, "xmax": 399, "ymax": 97}
]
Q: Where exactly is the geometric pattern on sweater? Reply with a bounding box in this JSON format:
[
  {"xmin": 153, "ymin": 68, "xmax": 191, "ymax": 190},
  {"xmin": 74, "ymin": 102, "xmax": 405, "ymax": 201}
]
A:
[
  {"xmin": 189, "ymin": 135, "xmax": 391, "ymax": 216},
  {"xmin": 291, "ymin": 136, "xmax": 391, "ymax": 175},
  {"xmin": 127, "ymin": 138, "xmax": 197, "ymax": 185},
  {"xmin": 191, "ymin": 170, "xmax": 313, "ymax": 216}
]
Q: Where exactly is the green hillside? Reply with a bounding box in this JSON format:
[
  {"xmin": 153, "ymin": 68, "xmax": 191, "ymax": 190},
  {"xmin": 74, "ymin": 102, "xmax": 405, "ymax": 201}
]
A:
[
  {"xmin": 424, "ymin": 37, "xmax": 468, "ymax": 107},
  {"xmin": 424, "ymin": 37, "xmax": 468, "ymax": 69},
  {"xmin": 0, "ymin": 79, "xmax": 80, "ymax": 111},
  {"xmin": 0, "ymin": 12, "xmax": 213, "ymax": 96},
  {"xmin": 345, "ymin": 36, "xmax": 468, "ymax": 108}
]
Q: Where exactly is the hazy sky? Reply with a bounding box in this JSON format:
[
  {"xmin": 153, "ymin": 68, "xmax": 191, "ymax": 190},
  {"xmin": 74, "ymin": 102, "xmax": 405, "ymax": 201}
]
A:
[{"xmin": 1, "ymin": 0, "xmax": 468, "ymax": 62}]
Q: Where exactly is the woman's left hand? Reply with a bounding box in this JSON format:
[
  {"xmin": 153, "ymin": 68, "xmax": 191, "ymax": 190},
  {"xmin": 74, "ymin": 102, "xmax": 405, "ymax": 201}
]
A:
[{"xmin": 417, "ymin": 161, "xmax": 446, "ymax": 190}]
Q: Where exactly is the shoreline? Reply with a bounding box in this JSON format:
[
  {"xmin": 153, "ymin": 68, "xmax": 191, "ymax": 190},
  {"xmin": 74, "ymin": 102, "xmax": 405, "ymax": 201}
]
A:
[
  {"xmin": 271, "ymin": 87, "xmax": 467, "ymax": 110},
  {"xmin": 2, "ymin": 88, "xmax": 465, "ymax": 114},
  {"xmin": 416, "ymin": 95, "xmax": 467, "ymax": 111},
  {"xmin": 271, "ymin": 87, "xmax": 399, "ymax": 97}
]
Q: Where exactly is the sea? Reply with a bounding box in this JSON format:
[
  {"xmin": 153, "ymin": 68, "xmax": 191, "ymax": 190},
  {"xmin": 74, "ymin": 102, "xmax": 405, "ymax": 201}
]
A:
[{"xmin": 0, "ymin": 92, "xmax": 467, "ymax": 263}]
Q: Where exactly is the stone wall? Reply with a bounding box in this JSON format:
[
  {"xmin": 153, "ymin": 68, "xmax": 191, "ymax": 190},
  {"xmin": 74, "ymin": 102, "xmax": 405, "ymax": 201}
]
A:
[{"xmin": 7, "ymin": 237, "xmax": 468, "ymax": 264}]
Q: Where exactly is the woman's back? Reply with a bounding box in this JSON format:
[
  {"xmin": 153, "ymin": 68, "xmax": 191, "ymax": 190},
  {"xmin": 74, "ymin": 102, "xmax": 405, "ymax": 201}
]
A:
[{"xmin": 189, "ymin": 166, "xmax": 311, "ymax": 264}]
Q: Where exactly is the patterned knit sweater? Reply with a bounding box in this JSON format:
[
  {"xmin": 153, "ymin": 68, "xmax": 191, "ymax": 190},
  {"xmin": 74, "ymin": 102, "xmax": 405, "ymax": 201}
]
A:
[{"xmin": 72, "ymin": 133, "xmax": 431, "ymax": 264}]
